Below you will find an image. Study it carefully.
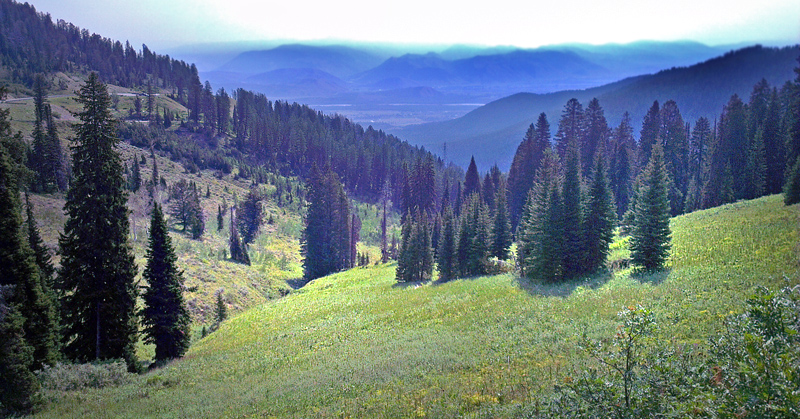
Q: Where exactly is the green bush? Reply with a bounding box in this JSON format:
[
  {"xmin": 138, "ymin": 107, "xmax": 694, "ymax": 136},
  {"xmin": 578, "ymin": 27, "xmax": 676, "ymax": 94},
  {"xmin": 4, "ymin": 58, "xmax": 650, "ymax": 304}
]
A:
[
  {"xmin": 533, "ymin": 285, "xmax": 800, "ymax": 418},
  {"xmin": 36, "ymin": 360, "xmax": 133, "ymax": 392}
]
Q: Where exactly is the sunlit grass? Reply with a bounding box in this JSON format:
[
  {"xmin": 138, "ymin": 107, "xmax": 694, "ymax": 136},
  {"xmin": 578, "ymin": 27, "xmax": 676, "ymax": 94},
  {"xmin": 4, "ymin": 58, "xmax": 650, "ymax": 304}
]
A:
[{"xmin": 30, "ymin": 195, "xmax": 799, "ymax": 418}]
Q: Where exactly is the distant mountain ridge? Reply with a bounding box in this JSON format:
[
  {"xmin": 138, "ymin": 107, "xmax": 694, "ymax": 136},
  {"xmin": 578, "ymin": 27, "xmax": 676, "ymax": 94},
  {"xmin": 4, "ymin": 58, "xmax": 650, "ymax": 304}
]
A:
[
  {"xmin": 392, "ymin": 45, "xmax": 800, "ymax": 170},
  {"xmin": 202, "ymin": 40, "xmax": 734, "ymax": 106}
]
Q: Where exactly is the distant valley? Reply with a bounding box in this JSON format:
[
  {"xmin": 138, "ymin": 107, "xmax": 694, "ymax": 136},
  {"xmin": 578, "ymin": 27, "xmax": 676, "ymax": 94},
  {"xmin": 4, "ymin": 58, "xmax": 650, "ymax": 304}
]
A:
[{"xmin": 182, "ymin": 41, "xmax": 738, "ymax": 132}]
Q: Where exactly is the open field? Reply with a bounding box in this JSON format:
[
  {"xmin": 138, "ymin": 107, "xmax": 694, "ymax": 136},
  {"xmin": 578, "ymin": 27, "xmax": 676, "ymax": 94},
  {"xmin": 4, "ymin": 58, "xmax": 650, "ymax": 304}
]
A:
[{"xmin": 29, "ymin": 195, "xmax": 799, "ymax": 418}]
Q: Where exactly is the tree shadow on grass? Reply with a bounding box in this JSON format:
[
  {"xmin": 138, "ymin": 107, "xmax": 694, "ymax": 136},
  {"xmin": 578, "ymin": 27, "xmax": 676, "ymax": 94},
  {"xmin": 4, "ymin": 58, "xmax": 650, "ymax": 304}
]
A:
[
  {"xmin": 515, "ymin": 270, "xmax": 614, "ymax": 298},
  {"xmin": 631, "ymin": 268, "xmax": 671, "ymax": 286},
  {"xmin": 391, "ymin": 280, "xmax": 428, "ymax": 289}
]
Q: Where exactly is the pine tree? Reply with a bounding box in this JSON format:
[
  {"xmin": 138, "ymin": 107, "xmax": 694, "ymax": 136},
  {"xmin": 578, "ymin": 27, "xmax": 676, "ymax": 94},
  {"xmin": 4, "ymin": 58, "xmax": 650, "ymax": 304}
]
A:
[
  {"xmin": 463, "ymin": 156, "xmax": 481, "ymax": 199},
  {"xmin": 660, "ymin": 100, "xmax": 688, "ymax": 216},
  {"xmin": 744, "ymin": 129, "xmax": 767, "ymax": 199},
  {"xmin": 301, "ymin": 165, "xmax": 351, "ymax": 280},
  {"xmin": 141, "ymin": 203, "xmax": 190, "ymax": 361},
  {"xmin": 582, "ymin": 98, "xmax": 609, "ymax": 177},
  {"xmin": 630, "ymin": 144, "xmax": 672, "ymax": 272},
  {"xmin": 555, "ymin": 98, "xmax": 585, "ymax": 158},
  {"xmin": 25, "ymin": 193, "xmax": 56, "ymax": 293},
  {"xmin": 507, "ymin": 113, "xmax": 551, "ymax": 231},
  {"xmin": 58, "ymin": 73, "xmax": 140, "ymax": 370},
  {"xmin": 491, "ymin": 176, "xmax": 512, "ymax": 260},
  {"xmin": 215, "ymin": 291, "xmax": 227, "ymax": 326},
  {"xmin": 784, "ymin": 156, "xmax": 800, "ymax": 205},
  {"xmin": 1, "ymin": 92, "xmax": 58, "ymax": 372},
  {"xmin": 561, "ymin": 140, "xmax": 584, "ymax": 279},
  {"xmin": 437, "ymin": 206, "xmax": 458, "ymax": 282},
  {"xmin": 610, "ymin": 112, "xmax": 635, "ymax": 218},
  {"xmin": 229, "ymin": 207, "xmax": 250, "ymax": 265},
  {"xmin": 517, "ymin": 150, "xmax": 562, "ymax": 280},
  {"xmin": 237, "ymin": 188, "xmax": 263, "ymax": 245},
  {"xmin": 217, "ymin": 204, "xmax": 224, "ymax": 231},
  {"xmin": 639, "ymin": 100, "xmax": 661, "ymax": 168},
  {"xmin": 130, "ymin": 157, "xmax": 141, "ymax": 192},
  {"xmin": 582, "ymin": 156, "xmax": 616, "ymax": 273},
  {"xmin": 0, "ymin": 285, "xmax": 38, "ymax": 416}
]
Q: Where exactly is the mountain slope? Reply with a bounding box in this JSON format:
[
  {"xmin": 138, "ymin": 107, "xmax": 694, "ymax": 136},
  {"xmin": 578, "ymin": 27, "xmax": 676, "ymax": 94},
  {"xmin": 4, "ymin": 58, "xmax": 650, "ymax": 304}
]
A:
[
  {"xmin": 394, "ymin": 45, "xmax": 799, "ymax": 170},
  {"xmin": 30, "ymin": 195, "xmax": 799, "ymax": 418}
]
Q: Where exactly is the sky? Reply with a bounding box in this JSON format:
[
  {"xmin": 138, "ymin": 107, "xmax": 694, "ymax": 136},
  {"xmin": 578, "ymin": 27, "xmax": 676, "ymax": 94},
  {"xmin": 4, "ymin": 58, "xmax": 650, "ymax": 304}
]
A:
[{"xmin": 27, "ymin": 0, "xmax": 800, "ymax": 52}]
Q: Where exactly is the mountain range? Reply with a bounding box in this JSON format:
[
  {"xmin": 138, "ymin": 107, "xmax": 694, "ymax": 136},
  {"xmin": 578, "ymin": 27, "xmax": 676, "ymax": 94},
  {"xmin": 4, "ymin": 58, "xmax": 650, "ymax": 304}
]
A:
[{"xmin": 392, "ymin": 45, "xmax": 800, "ymax": 170}]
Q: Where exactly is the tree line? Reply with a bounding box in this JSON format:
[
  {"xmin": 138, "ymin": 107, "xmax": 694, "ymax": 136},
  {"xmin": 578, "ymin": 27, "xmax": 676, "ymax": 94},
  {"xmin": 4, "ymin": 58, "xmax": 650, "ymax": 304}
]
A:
[{"xmin": 1, "ymin": 76, "xmax": 191, "ymax": 415}]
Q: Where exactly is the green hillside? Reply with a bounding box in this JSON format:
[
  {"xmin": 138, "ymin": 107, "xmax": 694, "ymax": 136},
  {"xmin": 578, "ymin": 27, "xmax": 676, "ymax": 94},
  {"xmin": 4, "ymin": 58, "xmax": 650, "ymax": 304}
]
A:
[{"xmin": 30, "ymin": 195, "xmax": 798, "ymax": 418}]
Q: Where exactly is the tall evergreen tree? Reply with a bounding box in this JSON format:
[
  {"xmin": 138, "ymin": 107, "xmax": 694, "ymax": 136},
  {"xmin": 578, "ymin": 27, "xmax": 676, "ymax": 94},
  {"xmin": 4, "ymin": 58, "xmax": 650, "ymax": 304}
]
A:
[
  {"xmin": 58, "ymin": 73, "xmax": 139, "ymax": 370},
  {"xmin": 491, "ymin": 176, "xmax": 512, "ymax": 260},
  {"xmin": 301, "ymin": 164, "xmax": 351, "ymax": 280},
  {"xmin": 561, "ymin": 140, "xmax": 584, "ymax": 279},
  {"xmin": 784, "ymin": 157, "xmax": 800, "ymax": 205},
  {"xmin": 582, "ymin": 156, "xmax": 616, "ymax": 273},
  {"xmin": 229, "ymin": 207, "xmax": 250, "ymax": 265},
  {"xmin": 555, "ymin": 98, "xmax": 585, "ymax": 158},
  {"xmin": 610, "ymin": 112, "xmax": 635, "ymax": 218},
  {"xmin": 0, "ymin": 285, "xmax": 38, "ymax": 416},
  {"xmin": 660, "ymin": 100, "xmax": 688, "ymax": 215},
  {"xmin": 141, "ymin": 203, "xmax": 190, "ymax": 361},
  {"xmin": 217, "ymin": 204, "xmax": 224, "ymax": 232},
  {"xmin": 463, "ymin": 156, "xmax": 481, "ymax": 199},
  {"xmin": 582, "ymin": 98, "xmax": 609, "ymax": 177},
  {"xmin": 630, "ymin": 144, "xmax": 672, "ymax": 272},
  {"xmin": 437, "ymin": 206, "xmax": 458, "ymax": 282},
  {"xmin": 2, "ymin": 89, "xmax": 59, "ymax": 373},
  {"xmin": 763, "ymin": 89, "xmax": 786, "ymax": 194},
  {"xmin": 25, "ymin": 193, "xmax": 56, "ymax": 294},
  {"xmin": 639, "ymin": 100, "xmax": 661, "ymax": 168},
  {"xmin": 507, "ymin": 113, "xmax": 551, "ymax": 231},
  {"xmin": 237, "ymin": 188, "xmax": 263, "ymax": 245},
  {"xmin": 517, "ymin": 150, "xmax": 562, "ymax": 280},
  {"xmin": 130, "ymin": 157, "xmax": 141, "ymax": 192}
]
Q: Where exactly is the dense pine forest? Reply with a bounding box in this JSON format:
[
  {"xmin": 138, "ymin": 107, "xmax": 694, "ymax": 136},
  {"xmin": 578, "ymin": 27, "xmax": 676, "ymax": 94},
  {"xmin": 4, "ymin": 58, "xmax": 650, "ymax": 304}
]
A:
[{"xmin": 0, "ymin": 0, "xmax": 799, "ymax": 415}]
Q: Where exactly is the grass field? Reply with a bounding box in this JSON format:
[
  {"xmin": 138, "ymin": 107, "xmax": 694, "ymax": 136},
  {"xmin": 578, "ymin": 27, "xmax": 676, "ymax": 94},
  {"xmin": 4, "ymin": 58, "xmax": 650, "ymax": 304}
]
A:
[{"xmin": 29, "ymin": 195, "xmax": 799, "ymax": 418}]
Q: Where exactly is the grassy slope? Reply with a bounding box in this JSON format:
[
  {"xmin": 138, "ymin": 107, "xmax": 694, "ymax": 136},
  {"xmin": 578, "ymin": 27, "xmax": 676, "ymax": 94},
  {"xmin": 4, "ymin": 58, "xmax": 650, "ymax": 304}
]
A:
[{"xmin": 32, "ymin": 195, "xmax": 799, "ymax": 418}]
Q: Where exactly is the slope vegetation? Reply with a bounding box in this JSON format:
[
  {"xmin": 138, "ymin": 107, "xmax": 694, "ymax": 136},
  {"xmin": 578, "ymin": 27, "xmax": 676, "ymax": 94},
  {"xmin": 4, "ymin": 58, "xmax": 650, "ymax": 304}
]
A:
[{"xmin": 32, "ymin": 195, "xmax": 799, "ymax": 418}]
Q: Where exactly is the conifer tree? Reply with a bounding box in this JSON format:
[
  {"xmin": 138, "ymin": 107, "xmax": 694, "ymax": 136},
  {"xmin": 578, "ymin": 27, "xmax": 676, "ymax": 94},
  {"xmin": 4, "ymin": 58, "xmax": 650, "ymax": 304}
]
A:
[
  {"xmin": 1, "ymin": 91, "xmax": 58, "ymax": 372},
  {"xmin": 301, "ymin": 164, "xmax": 351, "ymax": 280},
  {"xmin": 561, "ymin": 140, "xmax": 584, "ymax": 279},
  {"xmin": 639, "ymin": 100, "xmax": 661, "ymax": 167},
  {"xmin": 582, "ymin": 156, "xmax": 616, "ymax": 273},
  {"xmin": 237, "ymin": 188, "xmax": 263, "ymax": 245},
  {"xmin": 630, "ymin": 144, "xmax": 672, "ymax": 272},
  {"xmin": 229, "ymin": 207, "xmax": 250, "ymax": 265},
  {"xmin": 582, "ymin": 98, "xmax": 609, "ymax": 177},
  {"xmin": 744, "ymin": 129, "xmax": 767, "ymax": 199},
  {"xmin": 555, "ymin": 98, "xmax": 585, "ymax": 158},
  {"xmin": 141, "ymin": 203, "xmax": 190, "ymax": 361},
  {"xmin": 215, "ymin": 291, "xmax": 227, "ymax": 326},
  {"xmin": 660, "ymin": 100, "xmax": 688, "ymax": 216},
  {"xmin": 25, "ymin": 193, "xmax": 56, "ymax": 293},
  {"xmin": 217, "ymin": 204, "xmax": 224, "ymax": 231},
  {"xmin": 0, "ymin": 285, "xmax": 38, "ymax": 416},
  {"xmin": 517, "ymin": 150, "xmax": 562, "ymax": 280},
  {"xmin": 610, "ymin": 113, "xmax": 635, "ymax": 218},
  {"xmin": 507, "ymin": 113, "xmax": 551, "ymax": 230},
  {"xmin": 784, "ymin": 156, "xmax": 800, "ymax": 205},
  {"xmin": 396, "ymin": 209, "xmax": 433, "ymax": 282},
  {"xmin": 463, "ymin": 156, "xmax": 481, "ymax": 199},
  {"xmin": 58, "ymin": 73, "xmax": 139, "ymax": 370},
  {"xmin": 437, "ymin": 206, "xmax": 458, "ymax": 282},
  {"xmin": 491, "ymin": 176, "xmax": 512, "ymax": 260},
  {"xmin": 130, "ymin": 157, "xmax": 141, "ymax": 192}
]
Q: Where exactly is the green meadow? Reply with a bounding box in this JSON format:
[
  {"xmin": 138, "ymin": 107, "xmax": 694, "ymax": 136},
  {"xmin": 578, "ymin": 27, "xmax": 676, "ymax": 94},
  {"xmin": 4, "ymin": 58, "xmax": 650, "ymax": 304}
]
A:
[{"xmin": 29, "ymin": 194, "xmax": 798, "ymax": 418}]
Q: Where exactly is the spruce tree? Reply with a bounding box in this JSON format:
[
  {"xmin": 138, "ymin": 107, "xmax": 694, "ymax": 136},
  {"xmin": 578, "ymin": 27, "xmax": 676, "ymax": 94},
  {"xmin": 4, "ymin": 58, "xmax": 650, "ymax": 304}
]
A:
[
  {"xmin": 491, "ymin": 177, "xmax": 512, "ymax": 260},
  {"xmin": 784, "ymin": 156, "xmax": 800, "ymax": 205},
  {"xmin": 0, "ymin": 285, "xmax": 38, "ymax": 416},
  {"xmin": 237, "ymin": 188, "xmax": 263, "ymax": 245},
  {"xmin": 463, "ymin": 156, "xmax": 481, "ymax": 198},
  {"xmin": 130, "ymin": 157, "xmax": 141, "ymax": 192},
  {"xmin": 517, "ymin": 150, "xmax": 562, "ymax": 280},
  {"xmin": 507, "ymin": 113, "xmax": 551, "ymax": 231},
  {"xmin": 437, "ymin": 206, "xmax": 458, "ymax": 282},
  {"xmin": 555, "ymin": 98, "xmax": 585, "ymax": 158},
  {"xmin": 561, "ymin": 140, "xmax": 584, "ymax": 279},
  {"xmin": 582, "ymin": 156, "xmax": 616, "ymax": 274},
  {"xmin": 141, "ymin": 203, "xmax": 191, "ymax": 361},
  {"xmin": 25, "ymin": 193, "xmax": 56, "ymax": 293},
  {"xmin": 229, "ymin": 207, "xmax": 250, "ymax": 265},
  {"xmin": 630, "ymin": 144, "xmax": 672, "ymax": 272},
  {"xmin": 217, "ymin": 204, "xmax": 224, "ymax": 231},
  {"xmin": 1, "ymin": 94, "xmax": 58, "ymax": 372},
  {"xmin": 58, "ymin": 73, "xmax": 139, "ymax": 369},
  {"xmin": 639, "ymin": 100, "xmax": 661, "ymax": 167}
]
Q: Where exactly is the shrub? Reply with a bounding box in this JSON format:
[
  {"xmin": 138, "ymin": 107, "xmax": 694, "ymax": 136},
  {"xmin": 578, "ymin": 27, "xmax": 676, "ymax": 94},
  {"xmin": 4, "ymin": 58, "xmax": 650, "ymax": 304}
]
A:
[{"xmin": 36, "ymin": 361, "xmax": 133, "ymax": 392}]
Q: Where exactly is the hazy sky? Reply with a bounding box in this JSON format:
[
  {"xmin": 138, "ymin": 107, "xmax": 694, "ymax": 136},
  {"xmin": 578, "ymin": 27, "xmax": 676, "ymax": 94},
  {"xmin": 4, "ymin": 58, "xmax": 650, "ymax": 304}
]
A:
[{"xmin": 28, "ymin": 0, "xmax": 800, "ymax": 52}]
